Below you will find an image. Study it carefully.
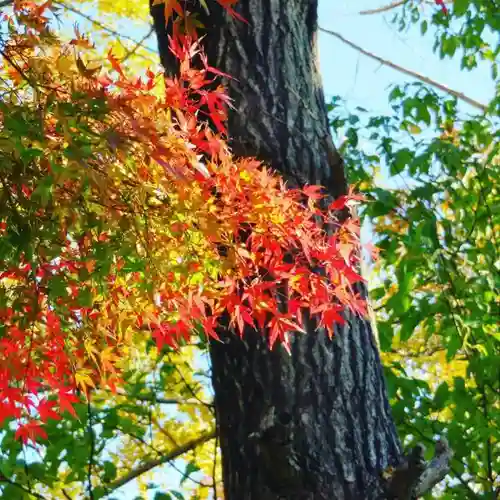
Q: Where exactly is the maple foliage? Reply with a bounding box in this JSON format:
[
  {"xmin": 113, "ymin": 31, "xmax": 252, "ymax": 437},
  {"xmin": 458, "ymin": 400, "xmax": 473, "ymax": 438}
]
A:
[{"xmin": 0, "ymin": 1, "xmax": 366, "ymax": 442}]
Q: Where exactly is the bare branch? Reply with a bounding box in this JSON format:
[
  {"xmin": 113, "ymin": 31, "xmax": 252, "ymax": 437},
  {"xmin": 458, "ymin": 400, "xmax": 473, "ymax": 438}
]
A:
[
  {"xmin": 106, "ymin": 431, "xmax": 216, "ymax": 493},
  {"xmin": 405, "ymin": 422, "xmax": 481, "ymax": 498},
  {"xmin": 384, "ymin": 438, "xmax": 454, "ymax": 498},
  {"xmin": 122, "ymin": 27, "xmax": 155, "ymax": 63},
  {"xmin": 52, "ymin": 1, "xmax": 157, "ymax": 54},
  {"xmin": 360, "ymin": 0, "xmax": 453, "ymax": 15},
  {"xmin": 319, "ymin": 27, "xmax": 489, "ymax": 112},
  {"xmin": 134, "ymin": 394, "xmax": 214, "ymax": 406},
  {"xmin": 359, "ymin": 0, "xmax": 408, "ymax": 15},
  {"xmin": 110, "ymin": 388, "xmax": 214, "ymax": 407},
  {"xmin": 0, "ymin": 476, "xmax": 45, "ymax": 500},
  {"xmin": 415, "ymin": 438, "xmax": 454, "ymax": 497}
]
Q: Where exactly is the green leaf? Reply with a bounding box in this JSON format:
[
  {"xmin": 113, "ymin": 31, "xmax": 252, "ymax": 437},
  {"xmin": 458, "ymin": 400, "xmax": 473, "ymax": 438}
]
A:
[
  {"xmin": 433, "ymin": 382, "xmax": 449, "ymax": 409},
  {"xmin": 77, "ymin": 287, "xmax": 93, "ymax": 307},
  {"xmin": 453, "ymin": 0, "xmax": 470, "ymax": 16},
  {"xmin": 446, "ymin": 329, "xmax": 463, "ymax": 360},
  {"xmin": 154, "ymin": 494, "xmax": 172, "ymax": 500},
  {"xmin": 180, "ymin": 462, "xmax": 201, "ymax": 485},
  {"xmin": 390, "ymin": 148, "xmax": 414, "ymax": 176},
  {"xmin": 48, "ymin": 275, "xmax": 69, "ymax": 300},
  {"xmin": 103, "ymin": 461, "xmax": 117, "ymax": 482},
  {"xmin": 32, "ymin": 175, "xmax": 54, "ymax": 207}
]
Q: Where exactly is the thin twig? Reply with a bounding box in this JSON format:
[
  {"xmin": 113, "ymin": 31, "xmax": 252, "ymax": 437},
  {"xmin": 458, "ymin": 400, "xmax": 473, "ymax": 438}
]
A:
[
  {"xmin": 122, "ymin": 26, "xmax": 155, "ymax": 63},
  {"xmin": 360, "ymin": 0, "xmax": 453, "ymax": 15},
  {"xmin": 53, "ymin": 1, "xmax": 156, "ymax": 54},
  {"xmin": 405, "ymin": 420, "xmax": 482, "ymax": 498},
  {"xmin": 359, "ymin": 0, "xmax": 408, "ymax": 15},
  {"xmin": 103, "ymin": 387, "xmax": 214, "ymax": 407},
  {"xmin": 319, "ymin": 27, "xmax": 488, "ymax": 112},
  {"xmin": 0, "ymin": 476, "xmax": 46, "ymax": 500},
  {"xmin": 106, "ymin": 431, "xmax": 216, "ymax": 493}
]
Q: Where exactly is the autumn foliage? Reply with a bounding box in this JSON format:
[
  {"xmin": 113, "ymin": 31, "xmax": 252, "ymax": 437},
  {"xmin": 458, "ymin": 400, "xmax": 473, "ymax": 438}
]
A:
[{"xmin": 0, "ymin": 1, "xmax": 366, "ymax": 442}]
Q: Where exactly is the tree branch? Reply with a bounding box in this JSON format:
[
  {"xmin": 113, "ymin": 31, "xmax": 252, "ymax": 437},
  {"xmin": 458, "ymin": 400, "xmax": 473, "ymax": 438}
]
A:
[
  {"xmin": 359, "ymin": 0, "xmax": 453, "ymax": 15},
  {"xmin": 53, "ymin": 1, "xmax": 157, "ymax": 55},
  {"xmin": 359, "ymin": 0, "xmax": 408, "ymax": 15},
  {"xmin": 384, "ymin": 438, "xmax": 454, "ymax": 498},
  {"xmin": 122, "ymin": 27, "xmax": 155, "ymax": 63},
  {"xmin": 0, "ymin": 476, "xmax": 45, "ymax": 500},
  {"xmin": 106, "ymin": 430, "xmax": 216, "ymax": 493},
  {"xmin": 319, "ymin": 27, "xmax": 488, "ymax": 112},
  {"xmin": 405, "ymin": 421, "xmax": 481, "ymax": 498},
  {"xmin": 415, "ymin": 438, "xmax": 454, "ymax": 497},
  {"xmin": 110, "ymin": 388, "xmax": 214, "ymax": 407}
]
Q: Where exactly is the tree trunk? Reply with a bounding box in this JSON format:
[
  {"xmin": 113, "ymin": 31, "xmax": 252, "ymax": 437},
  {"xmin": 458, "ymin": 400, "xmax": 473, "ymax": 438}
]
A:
[{"xmin": 151, "ymin": 1, "xmax": 402, "ymax": 498}]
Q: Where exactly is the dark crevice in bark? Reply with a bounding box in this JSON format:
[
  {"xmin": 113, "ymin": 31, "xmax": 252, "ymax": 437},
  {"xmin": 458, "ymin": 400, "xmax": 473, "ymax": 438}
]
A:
[{"xmin": 150, "ymin": 1, "xmax": 403, "ymax": 498}]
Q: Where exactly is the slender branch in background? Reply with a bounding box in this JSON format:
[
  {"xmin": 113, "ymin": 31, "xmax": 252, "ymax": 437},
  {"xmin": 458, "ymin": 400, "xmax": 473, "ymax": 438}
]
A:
[
  {"xmin": 107, "ymin": 431, "xmax": 216, "ymax": 493},
  {"xmin": 168, "ymin": 460, "xmax": 209, "ymax": 488},
  {"xmin": 0, "ymin": 476, "xmax": 46, "ymax": 500},
  {"xmin": 122, "ymin": 26, "xmax": 155, "ymax": 63},
  {"xmin": 103, "ymin": 387, "xmax": 214, "ymax": 407},
  {"xmin": 360, "ymin": 0, "xmax": 453, "ymax": 15},
  {"xmin": 52, "ymin": 1, "xmax": 157, "ymax": 54},
  {"xmin": 414, "ymin": 439, "xmax": 454, "ymax": 497},
  {"xmin": 405, "ymin": 420, "xmax": 482, "ymax": 498},
  {"xmin": 150, "ymin": 415, "xmax": 180, "ymax": 447},
  {"xmin": 359, "ymin": 0, "xmax": 408, "ymax": 15},
  {"xmin": 171, "ymin": 361, "xmax": 216, "ymax": 413},
  {"xmin": 0, "ymin": 0, "xmax": 13, "ymax": 8},
  {"xmin": 319, "ymin": 27, "xmax": 488, "ymax": 112},
  {"xmin": 128, "ymin": 393, "xmax": 213, "ymax": 407}
]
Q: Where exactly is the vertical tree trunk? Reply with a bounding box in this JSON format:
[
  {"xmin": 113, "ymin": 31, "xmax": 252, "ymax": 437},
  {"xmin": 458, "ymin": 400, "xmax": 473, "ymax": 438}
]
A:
[{"xmin": 151, "ymin": 1, "xmax": 402, "ymax": 498}]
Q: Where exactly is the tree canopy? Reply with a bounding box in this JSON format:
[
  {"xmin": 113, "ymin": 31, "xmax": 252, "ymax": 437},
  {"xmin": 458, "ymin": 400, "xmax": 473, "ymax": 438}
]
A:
[{"xmin": 0, "ymin": 0, "xmax": 498, "ymax": 498}]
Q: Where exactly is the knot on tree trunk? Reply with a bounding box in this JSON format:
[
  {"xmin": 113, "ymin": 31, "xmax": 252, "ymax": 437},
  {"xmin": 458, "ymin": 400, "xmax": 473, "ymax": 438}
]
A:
[
  {"xmin": 249, "ymin": 405, "xmax": 308, "ymax": 498},
  {"xmin": 383, "ymin": 437, "xmax": 453, "ymax": 499}
]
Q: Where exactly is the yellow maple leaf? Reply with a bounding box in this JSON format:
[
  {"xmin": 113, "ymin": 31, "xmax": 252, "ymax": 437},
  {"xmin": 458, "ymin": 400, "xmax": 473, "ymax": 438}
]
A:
[{"xmin": 75, "ymin": 370, "xmax": 96, "ymax": 393}]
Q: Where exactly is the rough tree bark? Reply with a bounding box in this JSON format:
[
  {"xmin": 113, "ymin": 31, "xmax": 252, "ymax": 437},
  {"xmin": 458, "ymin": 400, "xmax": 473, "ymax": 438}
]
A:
[{"xmin": 149, "ymin": 1, "xmax": 448, "ymax": 499}]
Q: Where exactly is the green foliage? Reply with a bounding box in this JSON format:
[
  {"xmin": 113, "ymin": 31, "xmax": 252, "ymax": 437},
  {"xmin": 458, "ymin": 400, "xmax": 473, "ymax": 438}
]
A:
[
  {"xmin": 329, "ymin": 58, "xmax": 499, "ymax": 499},
  {"xmin": 0, "ymin": 345, "xmax": 217, "ymax": 498},
  {"xmin": 394, "ymin": 0, "xmax": 500, "ymax": 76}
]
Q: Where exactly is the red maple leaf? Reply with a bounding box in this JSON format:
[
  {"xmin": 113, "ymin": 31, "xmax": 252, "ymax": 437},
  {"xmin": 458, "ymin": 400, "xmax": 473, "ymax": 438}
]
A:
[
  {"xmin": 201, "ymin": 315, "xmax": 220, "ymax": 340},
  {"xmin": 435, "ymin": 0, "xmax": 448, "ymax": 14},
  {"xmin": 37, "ymin": 399, "xmax": 61, "ymax": 422},
  {"xmin": 216, "ymin": 0, "xmax": 249, "ymax": 23},
  {"xmin": 302, "ymin": 185, "xmax": 324, "ymax": 200},
  {"xmin": 15, "ymin": 421, "xmax": 48, "ymax": 444},
  {"xmin": 58, "ymin": 390, "xmax": 79, "ymax": 417},
  {"xmin": 107, "ymin": 50, "xmax": 125, "ymax": 77}
]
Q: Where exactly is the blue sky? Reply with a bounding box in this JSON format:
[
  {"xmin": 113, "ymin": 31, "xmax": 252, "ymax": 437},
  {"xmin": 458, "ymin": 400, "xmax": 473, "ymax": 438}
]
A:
[
  {"xmin": 317, "ymin": 0, "xmax": 495, "ymax": 113},
  {"xmin": 18, "ymin": 1, "xmax": 496, "ymax": 498}
]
